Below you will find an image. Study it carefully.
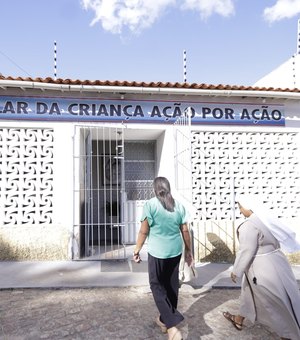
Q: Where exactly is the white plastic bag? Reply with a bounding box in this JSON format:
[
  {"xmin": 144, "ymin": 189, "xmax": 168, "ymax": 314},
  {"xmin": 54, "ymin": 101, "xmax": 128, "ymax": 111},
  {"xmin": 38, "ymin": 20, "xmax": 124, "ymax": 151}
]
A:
[
  {"xmin": 179, "ymin": 226, "xmax": 198, "ymax": 283},
  {"xmin": 179, "ymin": 256, "xmax": 198, "ymax": 282}
]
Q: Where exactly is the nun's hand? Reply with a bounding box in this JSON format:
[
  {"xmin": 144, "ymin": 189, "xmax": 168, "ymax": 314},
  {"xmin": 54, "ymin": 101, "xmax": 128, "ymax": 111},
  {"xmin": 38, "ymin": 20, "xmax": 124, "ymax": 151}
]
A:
[{"xmin": 230, "ymin": 272, "xmax": 237, "ymax": 283}]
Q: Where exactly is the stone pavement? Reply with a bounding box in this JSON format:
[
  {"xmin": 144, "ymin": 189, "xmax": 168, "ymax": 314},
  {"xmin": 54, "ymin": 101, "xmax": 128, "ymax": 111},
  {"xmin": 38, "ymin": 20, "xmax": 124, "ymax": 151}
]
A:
[
  {"xmin": 0, "ymin": 286, "xmax": 282, "ymax": 340},
  {"xmin": 0, "ymin": 261, "xmax": 299, "ymax": 339}
]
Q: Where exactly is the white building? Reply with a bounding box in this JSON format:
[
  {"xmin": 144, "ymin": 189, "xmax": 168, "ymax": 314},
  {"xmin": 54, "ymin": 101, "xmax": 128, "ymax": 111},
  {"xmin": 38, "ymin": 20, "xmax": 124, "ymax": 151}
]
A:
[
  {"xmin": 0, "ymin": 76, "xmax": 299, "ymax": 262},
  {"xmin": 254, "ymin": 53, "xmax": 300, "ymax": 89},
  {"xmin": 254, "ymin": 19, "xmax": 300, "ymax": 89}
]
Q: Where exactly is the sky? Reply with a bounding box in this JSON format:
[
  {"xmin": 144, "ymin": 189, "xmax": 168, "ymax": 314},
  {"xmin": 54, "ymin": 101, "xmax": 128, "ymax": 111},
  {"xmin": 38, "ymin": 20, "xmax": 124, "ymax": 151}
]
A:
[{"xmin": 1, "ymin": 0, "xmax": 300, "ymax": 86}]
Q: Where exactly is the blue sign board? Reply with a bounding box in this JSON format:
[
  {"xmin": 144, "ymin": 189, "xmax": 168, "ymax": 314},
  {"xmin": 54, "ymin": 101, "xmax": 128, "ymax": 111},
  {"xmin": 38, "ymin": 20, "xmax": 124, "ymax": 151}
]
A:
[{"xmin": 0, "ymin": 96, "xmax": 285, "ymax": 126}]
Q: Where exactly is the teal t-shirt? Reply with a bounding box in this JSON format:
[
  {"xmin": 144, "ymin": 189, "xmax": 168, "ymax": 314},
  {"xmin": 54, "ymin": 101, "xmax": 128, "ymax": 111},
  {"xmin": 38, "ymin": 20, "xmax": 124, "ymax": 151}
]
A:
[{"xmin": 140, "ymin": 197, "xmax": 188, "ymax": 259}]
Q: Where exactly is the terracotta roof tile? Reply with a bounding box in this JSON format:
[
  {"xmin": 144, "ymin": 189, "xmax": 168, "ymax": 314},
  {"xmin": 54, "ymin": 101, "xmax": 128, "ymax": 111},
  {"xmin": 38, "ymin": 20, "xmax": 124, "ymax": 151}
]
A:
[{"xmin": 1, "ymin": 75, "xmax": 300, "ymax": 93}]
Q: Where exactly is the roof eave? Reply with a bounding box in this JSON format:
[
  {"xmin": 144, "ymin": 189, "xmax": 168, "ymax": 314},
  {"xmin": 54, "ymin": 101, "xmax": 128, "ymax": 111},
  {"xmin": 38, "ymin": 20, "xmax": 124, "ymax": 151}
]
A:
[{"xmin": 1, "ymin": 79, "xmax": 300, "ymax": 100}]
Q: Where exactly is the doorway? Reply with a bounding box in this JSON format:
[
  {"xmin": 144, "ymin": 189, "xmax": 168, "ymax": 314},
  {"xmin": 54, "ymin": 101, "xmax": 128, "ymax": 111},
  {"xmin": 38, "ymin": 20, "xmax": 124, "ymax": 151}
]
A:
[{"xmin": 73, "ymin": 125, "xmax": 156, "ymax": 260}]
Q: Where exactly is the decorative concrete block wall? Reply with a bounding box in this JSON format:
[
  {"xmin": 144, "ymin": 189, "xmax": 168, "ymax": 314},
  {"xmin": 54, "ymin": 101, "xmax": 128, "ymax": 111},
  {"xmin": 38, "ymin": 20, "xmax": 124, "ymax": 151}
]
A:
[
  {"xmin": 191, "ymin": 131, "xmax": 300, "ymax": 263},
  {"xmin": 0, "ymin": 127, "xmax": 68, "ymax": 260}
]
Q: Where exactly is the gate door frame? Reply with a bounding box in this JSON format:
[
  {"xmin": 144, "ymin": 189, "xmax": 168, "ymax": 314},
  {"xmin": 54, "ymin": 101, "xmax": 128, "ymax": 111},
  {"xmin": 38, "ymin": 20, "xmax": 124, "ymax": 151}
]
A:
[{"xmin": 72, "ymin": 124, "xmax": 126, "ymax": 260}]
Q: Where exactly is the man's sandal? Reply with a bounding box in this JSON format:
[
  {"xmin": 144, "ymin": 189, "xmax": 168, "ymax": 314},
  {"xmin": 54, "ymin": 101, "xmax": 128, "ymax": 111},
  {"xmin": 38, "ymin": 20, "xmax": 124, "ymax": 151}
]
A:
[{"xmin": 222, "ymin": 311, "xmax": 243, "ymax": 331}]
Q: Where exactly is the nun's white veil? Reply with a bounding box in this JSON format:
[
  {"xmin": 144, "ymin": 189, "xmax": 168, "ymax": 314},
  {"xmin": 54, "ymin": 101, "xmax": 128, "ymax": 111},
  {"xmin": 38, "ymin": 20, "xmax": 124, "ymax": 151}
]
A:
[{"xmin": 236, "ymin": 195, "xmax": 300, "ymax": 254}]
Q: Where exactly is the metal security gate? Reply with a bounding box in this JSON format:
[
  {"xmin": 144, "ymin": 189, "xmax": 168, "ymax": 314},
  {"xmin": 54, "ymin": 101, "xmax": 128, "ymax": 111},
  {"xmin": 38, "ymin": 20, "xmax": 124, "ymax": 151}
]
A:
[
  {"xmin": 72, "ymin": 125, "xmax": 156, "ymax": 260},
  {"xmin": 173, "ymin": 109, "xmax": 196, "ymax": 257},
  {"xmin": 173, "ymin": 111, "xmax": 236, "ymax": 263},
  {"xmin": 73, "ymin": 125, "xmax": 126, "ymax": 260},
  {"xmin": 174, "ymin": 109, "xmax": 193, "ymax": 203}
]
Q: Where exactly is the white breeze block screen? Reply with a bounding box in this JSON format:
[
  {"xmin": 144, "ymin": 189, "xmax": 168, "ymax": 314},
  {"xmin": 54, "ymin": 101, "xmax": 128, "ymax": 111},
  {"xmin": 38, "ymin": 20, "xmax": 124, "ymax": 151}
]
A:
[
  {"xmin": 191, "ymin": 131, "xmax": 300, "ymax": 220},
  {"xmin": 0, "ymin": 128, "xmax": 54, "ymax": 225}
]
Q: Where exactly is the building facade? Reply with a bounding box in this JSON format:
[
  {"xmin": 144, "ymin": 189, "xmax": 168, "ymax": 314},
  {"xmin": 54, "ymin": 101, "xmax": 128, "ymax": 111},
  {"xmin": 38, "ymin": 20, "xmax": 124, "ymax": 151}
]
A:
[{"xmin": 0, "ymin": 76, "xmax": 299, "ymax": 262}]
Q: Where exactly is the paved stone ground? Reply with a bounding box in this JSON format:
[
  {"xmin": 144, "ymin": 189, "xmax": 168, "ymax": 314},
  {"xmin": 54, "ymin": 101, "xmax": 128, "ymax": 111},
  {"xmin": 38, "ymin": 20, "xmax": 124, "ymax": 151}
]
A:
[{"xmin": 0, "ymin": 287, "xmax": 280, "ymax": 340}]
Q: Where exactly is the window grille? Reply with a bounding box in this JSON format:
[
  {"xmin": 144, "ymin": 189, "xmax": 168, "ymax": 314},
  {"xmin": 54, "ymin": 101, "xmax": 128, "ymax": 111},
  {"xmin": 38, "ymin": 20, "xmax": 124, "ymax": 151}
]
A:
[{"xmin": 124, "ymin": 141, "xmax": 155, "ymax": 200}]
